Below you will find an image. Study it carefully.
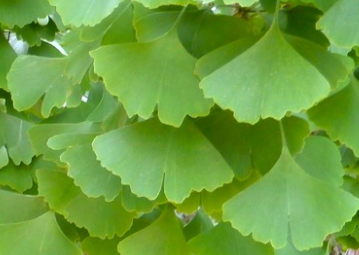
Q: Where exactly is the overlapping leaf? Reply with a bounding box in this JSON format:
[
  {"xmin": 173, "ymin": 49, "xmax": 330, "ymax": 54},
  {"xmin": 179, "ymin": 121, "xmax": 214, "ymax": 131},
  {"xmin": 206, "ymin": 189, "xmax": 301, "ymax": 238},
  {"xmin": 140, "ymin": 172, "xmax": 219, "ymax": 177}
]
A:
[
  {"xmin": 198, "ymin": 22, "xmax": 351, "ymax": 124},
  {"xmin": 0, "ymin": 211, "xmax": 82, "ymax": 255},
  {"xmin": 91, "ymin": 28, "xmax": 213, "ymax": 127},
  {"xmin": 133, "ymin": 0, "xmax": 193, "ymax": 8},
  {"xmin": 0, "ymin": 112, "xmax": 35, "ymax": 165},
  {"xmin": 93, "ymin": 117, "xmax": 234, "ymax": 203},
  {"xmin": 48, "ymin": 0, "xmax": 123, "ymax": 27},
  {"xmin": 0, "ymin": 162, "xmax": 33, "ymax": 192},
  {"xmin": 223, "ymin": 147, "xmax": 359, "ymax": 250},
  {"xmin": 0, "ymin": 33, "xmax": 17, "ymax": 90},
  {"xmin": 118, "ymin": 207, "xmax": 190, "ymax": 255},
  {"xmin": 188, "ymin": 222, "xmax": 274, "ymax": 255},
  {"xmin": 308, "ymin": 78, "xmax": 359, "ymax": 156},
  {"xmin": 317, "ymin": 0, "xmax": 359, "ymax": 48},
  {"xmin": 7, "ymin": 56, "xmax": 73, "ymax": 117},
  {"xmin": 37, "ymin": 169, "xmax": 135, "ymax": 238},
  {"xmin": 0, "ymin": 0, "xmax": 53, "ymax": 28},
  {"xmin": 82, "ymin": 236, "xmax": 120, "ymax": 255}
]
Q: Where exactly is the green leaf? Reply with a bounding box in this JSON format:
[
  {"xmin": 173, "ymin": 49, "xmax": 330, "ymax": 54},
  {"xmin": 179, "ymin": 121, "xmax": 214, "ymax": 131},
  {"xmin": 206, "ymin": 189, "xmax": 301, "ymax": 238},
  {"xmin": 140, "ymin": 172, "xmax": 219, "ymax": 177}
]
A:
[
  {"xmin": 0, "ymin": 211, "xmax": 82, "ymax": 255},
  {"xmin": 308, "ymin": 78, "xmax": 359, "ymax": 156},
  {"xmin": 0, "ymin": 190, "xmax": 48, "ymax": 224},
  {"xmin": 118, "ymin": 207, "xmax": 190, "ymax": 255},
  {"xmin": 60, "ymin": 143, "xmax": 122, "ymax": 202},
  {"xmin": 133, "ymin": 0, "xmax": 192, "ymax": 8},
  {"xmin": 199, "ymin": 23, "xmax": 341, "ymax": 124},
  {"xmin": 223, "ymin": 147, "xmax": 359, "ymax": 250},
  {"xmin": 183, "ymin": 209, "xmax": 213, "ymax": 241},
  {"xmin": 275, "ymin": 241, "xmax": 327, "ymax": 255},
  {"xmin": 297, "ymin": 0, "xmax": 338, "ymax": 12},
  {"xmin": 188, "ymin": 222, "xmax": 274, "ymax": 255},
  {"xmin": 93, "ymin": 118, "xmax": 234, "ymax": 203},
  {"xmin": 223, "ymin": 0, "xmax": 257, "ymax": 6},
  {"xmin": 82, "ymin": 236, "xmax": 120, "ymax": 255},
  {"xmin": 295, "ymin": 136, "xmax": 344, "ymax": 186},
  {"xmin": 0, "ymin": 0, "xmax": 53, "ymax": 28},
  {"xmin": 0, "ymin": 112, "xmax": 35, "ymax": 165},
  {"xmin": 317, "ymin": 0, "xmax": 359, "ymax": 48},
  {"xmin": 37, "ymin": 169, "xmax": 135, "ymax": 238},
  {"xmin": 7, "ymin": 56, "xmax": 73, "ymax": 117},
  {"xmin": 0, "ymin": 33, "xmax": 17, "ymax": 90},
  {"xmin": 0, "ymin": 162, "xmax": 33, "ymax": 192},
  {"xmin": 48, "ymin": 0, "xmax": 123, "ymax": 27},
  {"xmin": 90, "ymin": 29, "xmax": 214, "ymax": 127}
]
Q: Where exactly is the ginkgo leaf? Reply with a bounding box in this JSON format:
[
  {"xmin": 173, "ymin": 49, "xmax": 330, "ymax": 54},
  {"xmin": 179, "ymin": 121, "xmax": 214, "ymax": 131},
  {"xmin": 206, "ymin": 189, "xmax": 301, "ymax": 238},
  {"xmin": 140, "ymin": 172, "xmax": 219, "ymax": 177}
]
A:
[
  {"xmin": 308, "ymin": 78, "xmax": 359, "ymax": 156},
  {"xmin": 0, "ymin": 162, "xmax": 33, "ymax": 192},
  {"xmin": 82, "ymin": 236, "xmax": 120, "ymax": 255},
  {"xmin": 275, "ymin": 241, "xmax": 327, "ymax": 255},
  {"xmin": 60, "ymin": 143, "xmax": 122, "ymax": 202},
  {"xmin": 183, "ymin": 209, "xmax": 213, "ymax": 240},
  {"xmin": 0, "ymin": 211, "xmax": 82, "ymax": 255},
  {"xmin": 0, "ymin": 0, "xmax": 53, "ymax": 28},
  {"xmin": 0, "ymin": 190, "xmax": 48, "ymax": 224},
  {"xmin": 90, "ymin": 29, "xmax": 214, "ymax": 127},
  {"xmin": 118, "ymin": 207, "xmax": 190, "ymax": 255},
  {"xmin": 37, "ymin": 169, "xmax": 135, "ymax": 238},
  {"xmin": 0, "ymin": 33, "xmax": 16, "ymax": 90},
  {"xmin": 295, "ymin": 136, "xmax": 344, "ymax": 186},
  {"xmin": 188, "ymin": 222, "xmax": 274, "ymax": 255},
  {"xmin": 317, "ymin": 0, "xmax": 359, "ymax": 48},
  {"xmin": 223, "ymin": 147, "xmax": 359, "ymax": 250},
  {"xmin": 7, "ymin": 56, "xmax": 73, "ymax": 117},
  {"xmin": 93, "ymin": 118, "xmax": 234, "ymax": 203},
  {"xmin": 199, "ymin": 22, "xmax": 344, "ymax": 124},
  {"xmin": 0, "ymin": 112, "xmax": 35, "ymax": 165},
  {"xmin": 133, "ymin": 0, "xmax": 193, "ymax": 8},
  {"xmin": 48, "ymin": 0, "xmax": 123, "ymax": 27}
]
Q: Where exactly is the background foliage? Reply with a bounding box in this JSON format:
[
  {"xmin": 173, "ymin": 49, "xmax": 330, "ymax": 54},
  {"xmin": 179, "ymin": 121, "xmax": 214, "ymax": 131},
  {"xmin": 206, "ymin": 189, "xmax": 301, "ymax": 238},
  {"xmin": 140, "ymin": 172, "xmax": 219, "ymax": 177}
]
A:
[{"xmin": 1, "ymin": 0, "xmax": 359, "ymax": 254}]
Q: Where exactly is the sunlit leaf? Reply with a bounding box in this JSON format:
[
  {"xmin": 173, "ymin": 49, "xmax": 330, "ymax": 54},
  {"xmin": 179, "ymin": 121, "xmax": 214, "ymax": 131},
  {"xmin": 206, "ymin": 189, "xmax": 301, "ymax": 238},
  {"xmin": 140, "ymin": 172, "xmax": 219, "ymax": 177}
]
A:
[
  {"xmin": 0, "ymin": 112, "xmax": 35, "ymax": 165},
  {"xmin": 37, "ymin": 169, "xmax": 135, "ymax": 238},
  {"xmin": 118, "ymin": 207, "xmax": 190, "ymax": 255},
  {"xmin": 93, "ymin": 118, "xmax": 233, "ymax": 203},
  {"xmin": 308, "ymin": 78, "xmax": 359, "ymax": 156},
  {"xmin": 133, "ymin": 0, "xmax": 192, "ymax": 8},
  {"xmin": 198, "ymin": 22, "xmax": 349, "ymax": 124},
  {"xmin": 0, "ymin": 211, "xmax": 82, "ymax": 255},
  {"xmin": 7, "ymin": 56, "xmax": 73, "ymax": 117},
  {"xmin": 0, "ymin": 0, "xmax": 53, "ymax": 28},
  {"xmin": 91, "ymin": 29, "xmax": 213, "ymax": 127},
  {"xmin": 317, "ymin": 0, "xmax": 359, "ymax": 48},
  {"xmin": 223, "ymin": 147, "xmax": 359, "ymax": 250},
  {"xmin": 188, "ymin": 222, "xmax": 274, "ymax": 255},
  {"xmin": 48, "ymin": 0, "xmax": 123, "ymax": 27}
]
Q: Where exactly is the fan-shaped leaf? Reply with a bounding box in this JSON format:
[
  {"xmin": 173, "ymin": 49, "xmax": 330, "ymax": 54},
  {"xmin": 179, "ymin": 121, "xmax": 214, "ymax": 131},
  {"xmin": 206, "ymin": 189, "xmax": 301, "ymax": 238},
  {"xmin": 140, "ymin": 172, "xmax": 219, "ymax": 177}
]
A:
[
  {"xmin": 90, "ymin": 29, "xmax": 213, "ymax": 127},
  {"xmin": 48, "ymin": 0, "xmax": 123, "ymax": 27},
  {"xmin": 93, "ymin": 118, "xmax": 233, "ymax": 203},
  {"xmin": 118, "ymin": 207, "xmax": 190, "ymax": 255},
  {"xmin": 223, "ymin": 147, "xmax": 359, "ymax": 250},
  {"xmin": 37, "ymin": 169, "xmax": 135, "ymax": 238},
  {"xmin": 0, "ymin": 211, "xmax": 82, "ymax": 255},
  {"xmin": 317, "ymin": 0, "xmax": 359, "ymax": 48},
  {"xmin": 0, "ymin": 162, "xmax": 33, "ymax": 192}
]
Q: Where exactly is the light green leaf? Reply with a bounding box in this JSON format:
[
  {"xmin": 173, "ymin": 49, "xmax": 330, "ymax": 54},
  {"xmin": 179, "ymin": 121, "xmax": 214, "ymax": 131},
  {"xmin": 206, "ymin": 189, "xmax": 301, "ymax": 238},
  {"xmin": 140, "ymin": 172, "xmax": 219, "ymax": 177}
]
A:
[
  {"xmin": 199, "ymin": 24, "xmax": 338, "ymax": 124},
  {"xmin": 91, "ymin": 29, "xmax": 213, "ymax": 127},
  {"xmin": 93, "ymin": 118, "xmax": 234, "ymax": 203},
  {"xmin": 188, "ymin": 222, "xmax": 274, "ymax": 255},
  {"xmin": 0, "ymin": 190, "xmax": 48, "ymax": 224},
  {"xmin": 0, "ymin": 146, "xmax": 8, "ymax": 168},
  {"xmin": 82, "ymin": 236, "xmax": 120, "ymax": 255},
  {"xmin": 308, "ymin": 78, "xmax": 359, "ymax": 156},
  {"xmin": 37, "ymin": 169, "xmax": 134, "ymax": 238},
  {"xmin": 275, "ymin": 241, "xmax": 327, "ymax": 255},
  {"xmin": 317, "ymin": 0, "xmax": 359, "ymax": 48},
  {"xmin": 7, "ymin": 56, "xmax": 73, "ymax": 117},
  {"xmin": 0, "ymin": 211, "xmax": 82, "ymax": 255},
  {"xmin": 0, "ymin": 33, "xmax": 17, "ymax": 90},
  {"xmin": 0, "ymin": 112, "xmax": 35, "ymax": 165},
  {"xmin": 48, "ymin": 0, "xmax": 123, "ymax": 27},
  {"xmin": 295, "ymin": 136, "xmax": 344, "ymax": 186},
  {"xmin": 133, "ymin": 0, "xmax": 192, "ymax": 8},
  {"xmin": 223, "ymin": 0, "xmax": 257, "ymax": 6},
  {"xmin": 118, "ymin": 207, "xmax": 190, "ymax": 255},
  {"xmin": 223, "ymin": 147, "xmax": 359, "ymax": 250},
  {"xmin": 0, "ymin": 0, "xmax": 53, "ymax": 28},
  {"xmin": 60, "ymin": 143, "xmax": 122, "ymax": 202},
  {"xmin": 0, "ymin": 162, "xmax": 33, "ymax": 192}
]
